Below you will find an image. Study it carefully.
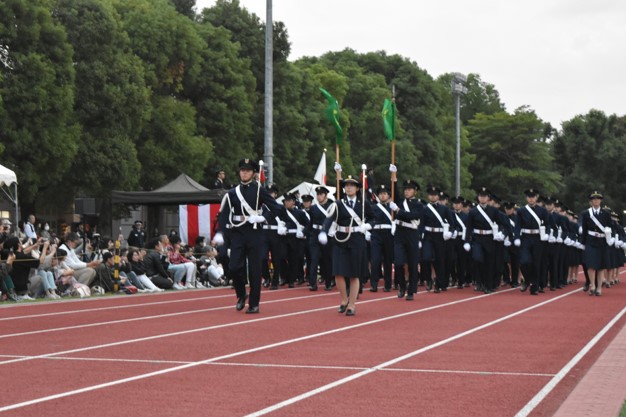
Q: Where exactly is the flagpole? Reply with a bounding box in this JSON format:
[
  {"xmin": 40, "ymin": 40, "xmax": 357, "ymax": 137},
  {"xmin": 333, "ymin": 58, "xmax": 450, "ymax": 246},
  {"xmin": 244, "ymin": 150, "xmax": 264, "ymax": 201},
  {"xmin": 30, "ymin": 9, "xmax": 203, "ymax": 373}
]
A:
[
  {"xmin": 335, "ymin": 144, "xmax": 341, "ymax": 200},
  {"xmin": 390, "ymin": 88, "xmax": 396, "ymax": 219}
]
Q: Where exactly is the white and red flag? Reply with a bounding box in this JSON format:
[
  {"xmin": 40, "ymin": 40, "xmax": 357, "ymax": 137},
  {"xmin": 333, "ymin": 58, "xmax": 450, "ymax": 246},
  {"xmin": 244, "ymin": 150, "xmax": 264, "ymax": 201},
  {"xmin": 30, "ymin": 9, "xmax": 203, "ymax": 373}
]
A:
[
  {"xmin": 313, "ymin": 150, "xmax": 327, "ymax": 185},
  {"xmin": 179, "ymin": 204, "xmax": 220, "ymax": 245}
]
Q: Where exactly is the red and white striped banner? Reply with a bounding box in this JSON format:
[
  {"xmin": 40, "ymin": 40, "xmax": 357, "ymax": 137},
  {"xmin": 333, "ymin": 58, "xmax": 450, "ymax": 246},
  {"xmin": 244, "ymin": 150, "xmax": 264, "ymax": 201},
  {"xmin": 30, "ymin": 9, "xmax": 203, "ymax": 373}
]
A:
[{"xmin": 179, "ymin": 204, "xmax": 220, "ymax": 245}]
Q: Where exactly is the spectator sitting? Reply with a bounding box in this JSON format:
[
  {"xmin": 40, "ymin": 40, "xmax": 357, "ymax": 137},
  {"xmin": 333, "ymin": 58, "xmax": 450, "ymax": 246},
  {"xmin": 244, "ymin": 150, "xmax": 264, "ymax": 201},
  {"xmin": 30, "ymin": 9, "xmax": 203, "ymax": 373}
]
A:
[
  {"xmin": 36, "ymin": 240, "xmax": 61, "ymax": 299},
  {"xmin": 3, "ymin": 237, "xmax": 41, "ymax": 300},
  {"xmin": 159, "ymin": 235, "xmax": 186, "ymax": 290},
  {"xmin": 0, "ymin": 249, "xmax": 18, "ymax": 301},
  {"xmin": 168, "ymin": 236, "xmax": 200, "ymax": 289},
  {"xmin": 199, "ymin": 245, "xmax": 226, "ymax": 287},
  {"xmin": 94, "ymin": 252, "xmax": 137, "ymax": 294},
  {"xmin": 193, "ymin": 236, "xmax": 206, "ymax": 258},
  {"xmin": 126, "ymin": 248, "xmax": 163, "ymax": 292},
  {"xmin": 39, "ymin": 222, "xmax": 52, "ymax": 240},
  {"xmin": 58, "ymin": 232, "xmax": 100, "ymax": 287},
  {"xmin": 118, "ymin": 248, "xmax": 148, "ymax": 292},
  {"xmin": 51, "ymin": 249, "xmax": 78, "ymax": 296},
  {"xmin": 142, "ymin": 237, "xmax": 174, "ymax": 290}
]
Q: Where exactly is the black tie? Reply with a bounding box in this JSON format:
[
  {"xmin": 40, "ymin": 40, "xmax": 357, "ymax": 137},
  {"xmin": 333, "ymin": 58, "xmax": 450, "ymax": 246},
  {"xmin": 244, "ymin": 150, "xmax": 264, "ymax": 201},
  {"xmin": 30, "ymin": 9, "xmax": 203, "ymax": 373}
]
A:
[{"xmin": 349, "ymin": 200, "xmax": 354, "ymax": 208}]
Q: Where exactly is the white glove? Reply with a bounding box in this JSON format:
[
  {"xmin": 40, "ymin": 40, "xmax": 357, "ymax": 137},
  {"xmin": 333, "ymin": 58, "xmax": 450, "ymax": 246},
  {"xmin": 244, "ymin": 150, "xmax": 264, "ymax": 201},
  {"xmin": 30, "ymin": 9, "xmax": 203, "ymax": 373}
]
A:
[
  {"xmin": 365, "ymin": 231, "xmax": 371, "ymax": 241},
  {"xmin": 389, "ymin": 164, "xmax": 397, "ymax": 173},
  {"xmin": 504, "ymin": 238, "xmax": 511, "ymax": 247},
  {"xmin": 514, "ymin": 239, "xmax": 521, "ymax": 247},
  {"xmin": 391, "ymin": 223, "xmax": 396, "ymax": 236},
  {"xmin": 389, "ymin": 202, "xmax": 398, "ymax": 212},
  {"xmin": 327, "ymin": 227, "xmax": 336, "ymax": 238},
  {"xmin": 578, "ymin": 243, "xmax": 585, "ymax": 250},
  {"xmin": 277, "ymin": 225, "xmax": 287, "ymax": 236},
  {"xmin": 213, "ymin": 233, "xmax": 224, "ymax": 246},
  {"xmin": 607, "ymin": 237, "xmax": 615, "ymax": 246},
  {"xmin": 463, "ymin": 243, "xmax": 471, "ymax": 252},
  {"xmin": 548, "ymin": 235, "xmax": 556, "ymax": 243},
  {"xmin": 419, "ymin": 241, "xmax": 423, "ymax": 249},
  {"xmin": 334, "ymin": 162, "xmax": 342, "ymax": 172},
  {"xmin": 362, "ymin": 223, "xmax": 372, "ymax": 231},
  {"xmin": 564, "ymin": 237, "xmax": 573, "ymax": 246},
  {"xmin": 578, "ymin": 226, "xmax": 583, "ymax": 235},
  {"xmin": 495, "ymin": 232, "xmax": 505, "ymax": 242},
  {"xmin": 318, "ymin": 231, "xmax": 328, "ymax": 245},
  {"xmin": 556, "ymin": 237, "xmax": 563, "ymax": 243},
  {"xmin": 296, "ymin": 230, "xmax": 304, "ymax": 239},
  {"xmin": 353, "ymin": 225, "xmax": 365, "ymax": 233},
  {"xmin": 247, "ymin": 215, "xmax": 266, "ymax": 224},
  {"xmin": 614, "ymin": 239, "xmax": 621, "ymax": 248},
  {"xmin": 443, "ymin": 231, "xmax": 453, "ymax": 241},
  {"xmin": 452, "ymin": 230, "xmax": 458, "ymax": 239},
  {"xmin": 540, "ymin": 234, "xmax": 549, "ymax": 242}
]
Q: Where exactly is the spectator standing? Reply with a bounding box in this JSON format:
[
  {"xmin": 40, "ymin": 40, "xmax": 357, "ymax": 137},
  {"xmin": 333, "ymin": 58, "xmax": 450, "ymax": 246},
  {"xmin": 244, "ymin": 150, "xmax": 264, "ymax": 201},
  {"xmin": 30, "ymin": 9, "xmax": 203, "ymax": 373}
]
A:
[
  {"xmin": 212, "ymin": 169, "xmax": 226, "ymax": 189},
  {"xmin": 127, "ymin": 220, "xmax": 146, "ymax": 248},
  {"xmin": 24, "ymin": 214, "xmax": 37, "ymax": 243}
]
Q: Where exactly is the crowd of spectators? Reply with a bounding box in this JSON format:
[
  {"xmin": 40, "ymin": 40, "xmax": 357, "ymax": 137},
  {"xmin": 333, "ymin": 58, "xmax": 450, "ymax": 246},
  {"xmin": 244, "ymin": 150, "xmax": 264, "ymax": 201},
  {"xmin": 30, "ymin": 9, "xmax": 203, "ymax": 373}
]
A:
[{"xmin": 0, "ymin": 214, "xmax": 226, "ymax": 302}]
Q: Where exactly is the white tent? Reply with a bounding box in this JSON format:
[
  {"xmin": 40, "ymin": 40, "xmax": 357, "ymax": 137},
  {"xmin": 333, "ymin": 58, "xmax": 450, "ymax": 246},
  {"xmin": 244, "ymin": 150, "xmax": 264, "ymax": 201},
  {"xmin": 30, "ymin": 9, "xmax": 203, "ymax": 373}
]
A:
[
  {"xmin": 277, "ymin": 182, "xmax": 336, "ymax": 203},
  {"xmin": 0, "ymin": 164, "xmax": 18, "ymax": 222}
]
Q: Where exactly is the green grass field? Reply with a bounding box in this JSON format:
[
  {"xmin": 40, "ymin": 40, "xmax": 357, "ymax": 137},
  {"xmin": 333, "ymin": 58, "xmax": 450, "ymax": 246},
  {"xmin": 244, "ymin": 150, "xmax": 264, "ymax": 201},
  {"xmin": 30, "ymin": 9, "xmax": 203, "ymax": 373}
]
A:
[{"xmin": 621, "ymin": 399, "xmax": 626, "ymax": 417}]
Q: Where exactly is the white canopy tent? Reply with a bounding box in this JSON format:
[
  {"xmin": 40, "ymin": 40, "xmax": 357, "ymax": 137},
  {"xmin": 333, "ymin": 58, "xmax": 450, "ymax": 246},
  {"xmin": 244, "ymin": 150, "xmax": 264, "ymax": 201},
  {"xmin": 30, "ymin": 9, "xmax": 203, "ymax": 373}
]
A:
[{"xmin": 0, "ymin": 164, "xmax": 18, "ymax": 222}]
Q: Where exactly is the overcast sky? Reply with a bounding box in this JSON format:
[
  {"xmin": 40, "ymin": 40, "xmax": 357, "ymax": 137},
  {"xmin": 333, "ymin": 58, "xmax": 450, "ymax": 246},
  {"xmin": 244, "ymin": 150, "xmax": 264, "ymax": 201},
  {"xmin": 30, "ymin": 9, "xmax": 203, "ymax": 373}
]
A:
[{"xmin": 196, "ymin": 0, "xmax": 626, "ymax": 129}]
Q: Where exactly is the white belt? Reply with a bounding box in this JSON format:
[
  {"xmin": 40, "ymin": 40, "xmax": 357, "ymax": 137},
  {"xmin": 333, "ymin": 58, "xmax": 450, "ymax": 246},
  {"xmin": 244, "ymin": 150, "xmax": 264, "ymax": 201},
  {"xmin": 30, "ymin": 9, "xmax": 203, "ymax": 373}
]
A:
[
  {"xmin": 287, "ymin": 229, "xmax": 298, "ymax": 234},
  {"xmin": 521, "ymin": 228, "xmax": 540, "ymax": 235},
  {"xmin": 312, "ymin": 224, "xmax": 323, "ymax": 230},
  {"xmin": 473, "ymin": 229, "xmax": 493, "ymax": 235},
  {"xmin": 425, "ymin": 226, "xmax": 443, "ymax": 233},
  {"xmin": 588, "ymin": 230, "xmax": 604, "ymax": 238},
  {"xmin": 263, "ymin": 225, "xmax": 278, "ymax": 230},
  {"xmin": 336, "ymin": 226, "xmax": 357, "ymax": 233},
  {"xmin": 395, "ymin": 220, "xmax": 418, "ymax": 230},
  {"xmin": 373, "ymin": 224, "xmax": 392, "ymax": 230},
  {"xmin": 232, "ymin": 215, "xmax": 246, "ymax": 222}
]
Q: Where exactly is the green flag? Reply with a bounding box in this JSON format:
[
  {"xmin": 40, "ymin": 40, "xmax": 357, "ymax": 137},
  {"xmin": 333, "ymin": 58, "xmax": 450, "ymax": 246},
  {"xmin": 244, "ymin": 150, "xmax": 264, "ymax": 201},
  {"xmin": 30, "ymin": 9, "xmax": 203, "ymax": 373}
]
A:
[
  {"xmin": 382, "ymin": 98, "xmax": 395, "ymax": 141},
  {"xmin": 320, "ymin": 87, "xmax": 343, "ymax": 144}
]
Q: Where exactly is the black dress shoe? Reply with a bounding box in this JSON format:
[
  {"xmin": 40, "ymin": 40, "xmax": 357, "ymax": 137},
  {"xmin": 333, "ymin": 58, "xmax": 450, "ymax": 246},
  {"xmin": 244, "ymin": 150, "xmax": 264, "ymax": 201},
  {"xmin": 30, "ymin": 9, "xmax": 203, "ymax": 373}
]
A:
[
  {"xmin": 457, "ymin": 284, "xmax": 463, "ymax": 289},
  {"xmin": 245, "ymin": 306, "xmax": 259, "ymax": 314},
  {"xmin": 426, "ymin": 281, "xmax": 433, "ymax": 292},
  {"xmin": 397, "ymin": 289, "xmax": 406, "ymax": 298},
  {"xmin": 434, "ymin": 287, "xmax": 441, "ymax": 293},
  {"xmin": 520, "ymin": 282, "xmax": 528, "ymax": 292},
  {"xmin": 263, "ymin": 281, "xmax": 270, "ymax": 288},
  {"xmin": 549, "ymin": 287, "xmax": 556, "ymax": 291},
  {"xmin": 441, "ymin": 287, "xmax": 447, "ymax": 291},
  {"xmin": 236, "ymin": 295, "xmax": 248, "ymax": 311},
  {"xmin": 309, "ymin": 286, "xmax": 318, "ymax": 291},
  {"xmin": 530, "ymin": 290, "xmax": 538, "ymax": 295},
  {"xmin": 338, "ymin": 304, "xmax": 348, "ymax": 313},
  {"xmin": 583, "ymin": 283, "xmax": 590, "ymax": 292},
  {"xmin": 324, "ymin": 286, "xmax": 333, "ymax": 291},
  {"xmin": 595, "ymin": 291, "xmax": 602, "ymax": 296},
  {"xmin": 538, "ymin": 288, "xmax": 545, "ymax": 293},
  {"xmin": 406, "ymin": 293, "xmax": 414, "ymax": 301},
  {"xmin": 288, "ymin": 283, "xmax": 295, "ymax": 288},
  {"xmin": 369, "ymin": 287, "xmax": 378, "ymax": 293},
  {"xmin": 345, "ymin": 308, "xmax": 356, "ymax": 316},
  {"xmin": 269, "ymin": 285, "xmax": 278, "ymax": 290},
  {"xmin": 383, "ymin": 288, "xmax": 391, "ymax": 293}
]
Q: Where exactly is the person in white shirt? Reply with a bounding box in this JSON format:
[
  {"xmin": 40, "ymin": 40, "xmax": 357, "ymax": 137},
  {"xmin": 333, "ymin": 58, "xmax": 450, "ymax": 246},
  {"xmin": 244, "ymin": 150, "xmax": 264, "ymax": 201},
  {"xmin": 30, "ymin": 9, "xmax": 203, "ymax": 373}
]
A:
[
  {"xmin": 59, "ymin": 232, "xmax": 100, "ymax": 286},
  {"xmin": 24, "ymin": 214, "xmax": 37, "ymax": 242}
]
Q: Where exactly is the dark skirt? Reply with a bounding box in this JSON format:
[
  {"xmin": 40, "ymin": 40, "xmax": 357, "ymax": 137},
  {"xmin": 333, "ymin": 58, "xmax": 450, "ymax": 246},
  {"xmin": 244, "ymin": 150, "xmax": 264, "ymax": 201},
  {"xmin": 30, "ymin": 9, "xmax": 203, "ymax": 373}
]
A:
[
  {"xmin": 332, "ymin": 244, "xmax": 368, "ymax": 278},
  {"xmin": 584, "ymin": 244, "xmax": 610, "ymax": 270}
]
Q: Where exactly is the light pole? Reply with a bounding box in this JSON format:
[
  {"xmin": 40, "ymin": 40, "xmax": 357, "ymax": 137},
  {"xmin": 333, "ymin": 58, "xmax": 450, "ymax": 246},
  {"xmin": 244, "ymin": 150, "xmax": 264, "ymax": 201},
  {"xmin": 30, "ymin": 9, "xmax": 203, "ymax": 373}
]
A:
[
  {"xmin": 451, "ymin": 73, "xmax": 467, "ymax": 197},
  {"xmin": 263, "ymin": 0, "xmax": 274, "ymax": 183}
]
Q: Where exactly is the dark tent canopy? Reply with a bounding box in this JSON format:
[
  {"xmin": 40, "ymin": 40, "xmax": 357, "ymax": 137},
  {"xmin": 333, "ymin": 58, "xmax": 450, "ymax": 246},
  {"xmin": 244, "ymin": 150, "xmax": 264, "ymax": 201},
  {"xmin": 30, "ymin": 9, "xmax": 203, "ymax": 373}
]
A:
[{"xmin": 111, "ymin": 174, "xmax": 226, "ymax": 205}]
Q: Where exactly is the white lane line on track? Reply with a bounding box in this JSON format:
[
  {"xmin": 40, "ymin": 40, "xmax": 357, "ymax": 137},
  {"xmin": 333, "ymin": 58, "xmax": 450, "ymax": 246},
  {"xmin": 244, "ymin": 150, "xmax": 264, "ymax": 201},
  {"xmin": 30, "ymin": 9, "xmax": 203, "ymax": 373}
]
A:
[
  {"xmin": 514, "ymin": 305, "xmax": 626, "ymax": 417},
  {"xmin": 0, "ymin": 291, "xmax": 339, "ymax": 339},
  {"xmin": 0, "ymin": 288, "xmax": 299, "ymax": 321},
  {"xmin": 0, "ymin": 354, "xmax": 557, "ymax": 378},
  {"xmin": 0, "ymin": 290, "xmax": 510, "ymax": 411},
  {"xmin": 245, "ymin": 288, "xmax": 582, "ymax": 417}
]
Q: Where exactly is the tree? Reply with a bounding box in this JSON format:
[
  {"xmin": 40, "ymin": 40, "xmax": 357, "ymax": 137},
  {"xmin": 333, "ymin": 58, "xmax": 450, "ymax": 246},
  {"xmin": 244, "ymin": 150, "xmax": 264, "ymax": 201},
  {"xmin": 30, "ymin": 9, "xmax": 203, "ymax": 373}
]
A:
[
  {"xmin": 0, "ymin": 0, "xmax": 79, "ymax": 211},
  {"xmin": 467, "ymin": 107, "xmax": 559, "ymax": 203}
]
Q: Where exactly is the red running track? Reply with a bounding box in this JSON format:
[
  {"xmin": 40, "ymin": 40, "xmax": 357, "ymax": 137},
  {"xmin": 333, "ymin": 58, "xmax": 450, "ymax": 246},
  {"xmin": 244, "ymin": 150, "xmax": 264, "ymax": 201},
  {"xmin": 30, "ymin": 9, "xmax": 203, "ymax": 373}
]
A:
[{"xmin": 0, "ymin": 273, "xmax": 624, "ymax": 417}]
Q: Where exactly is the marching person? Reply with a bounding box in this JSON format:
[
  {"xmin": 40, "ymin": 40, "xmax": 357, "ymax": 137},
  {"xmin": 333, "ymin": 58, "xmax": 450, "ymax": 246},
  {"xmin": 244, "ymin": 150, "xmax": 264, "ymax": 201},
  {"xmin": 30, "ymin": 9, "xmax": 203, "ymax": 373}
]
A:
[
  {"xmin": 319, "ymin": 166, "xmax": 374, "ymax": 316},
  {"xmin": 307, "ymin": 186, "xmax": 334, "ymax": 291},
  {"xmin": 278, "ymin": 193, "xmax": 310, "ymax": 288},
  {"xmin": 515, "ymin": 188, "xmax": 552, "ymax": 295},
  {"xmin": 261, "ymin": 184, "xmax": 286, "ymax": 290},
  {"xmin": 214, "ymin": 159, "xmax": 284, "ymax": 314},
  {"xmin": 451, "ymin": 195, "xmax": 470, "ymax": 288},
  {"xmin": 369, "ymin": 184, "xmax": 395, "ymax": 292},
  {"xmin": 579, "ymin": 191, "xmax": 612, "ymax": 296},
  {"xmin": 388, "ymin": 168, "xmax": 424, "ymax": 300}
]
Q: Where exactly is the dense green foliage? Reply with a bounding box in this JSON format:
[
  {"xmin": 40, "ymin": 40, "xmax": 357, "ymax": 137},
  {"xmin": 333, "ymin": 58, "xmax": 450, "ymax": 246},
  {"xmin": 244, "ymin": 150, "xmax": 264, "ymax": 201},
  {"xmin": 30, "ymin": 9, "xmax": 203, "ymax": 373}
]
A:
[{"xmin": 0, "ymin": 0, "xmax": 624, "ymax": 217}]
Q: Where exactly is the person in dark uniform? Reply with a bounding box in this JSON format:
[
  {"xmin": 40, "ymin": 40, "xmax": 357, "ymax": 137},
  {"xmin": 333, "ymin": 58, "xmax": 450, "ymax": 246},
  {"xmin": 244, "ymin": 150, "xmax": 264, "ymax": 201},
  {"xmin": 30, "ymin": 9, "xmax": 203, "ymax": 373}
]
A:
[
  {"xmin": 261, "ymin": 184, "xmax": 286, "ymax": 290},
  {"xmin": 214, "ymin": 159, "xmax": 284, "ymax": 314},
  {"xmin": 319, "ymin": 171, "xmax": 374, "ymax": 316},
  {"xmin": 212, "ymin": 169, "xmax": 226, "ymax": 189},
  {"xmin": 451, "ymin": 195, "xmax": 470, "ymax": 288},
  {"xmin": 369, "ymin": 184, "xmax": 395, "ymax": 292},
  {"xmin": 388, "ymin": 173, "xmax": 424, "ymax": 301},
  {"xmin": 127, "ymin": 220, "xmax": 146, "ymax": 248},
  {"xmin": 502, "ymin": 201, "xmax": 521, "ymax": 287},
  {"xmin": 420, "ymin": 185, "xmax": 456, "ymax": 293},
  {"xmin": 307, "ymin": 186, "xmax": 334, "ymax": 291},
  {"xmin": 515, "ymin": 188, "xmax": 551, "ymax": 295},
  {"xmin": 545, "ymin": 197, "xmax": 566, "ymax": 290},
  {"xmin": 464, "ymin": 187, "xmax": 509, "ymax": 294},
  {"xmin": 278, "ymin": 193, "xmax": 309, "ymax": 288},
  {"xmin": 300, "ymin": 194, "xmax": 314, "ymax": 285},
  {"xmin": 579, "ymin": 191, "xmax": 612, "ymax": 296}
]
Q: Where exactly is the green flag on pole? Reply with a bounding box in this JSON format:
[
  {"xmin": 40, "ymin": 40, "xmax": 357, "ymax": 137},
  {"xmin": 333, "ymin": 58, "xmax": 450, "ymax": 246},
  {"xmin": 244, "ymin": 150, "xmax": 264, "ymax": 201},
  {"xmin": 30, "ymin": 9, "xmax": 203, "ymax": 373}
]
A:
[
  {"xmin": 320, "ymin": 87, "xmax": 343, "ymax": 144},
  {"xmin": 382, "ymin": 98, "xmax": 395, "ymax": 141}
]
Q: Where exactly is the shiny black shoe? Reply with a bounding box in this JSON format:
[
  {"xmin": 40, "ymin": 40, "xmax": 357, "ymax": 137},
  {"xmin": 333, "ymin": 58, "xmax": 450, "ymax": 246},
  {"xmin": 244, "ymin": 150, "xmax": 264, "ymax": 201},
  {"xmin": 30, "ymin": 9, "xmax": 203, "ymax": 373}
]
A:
[
  {"xmin": 345, "ymin": 308, "xmax": 356, "ymax": 316},
  {"xmin": 426, "ymin": 281, "xmax": 433, "ymax": 292},
  {"xmin": 538, "ymin": 288, "xmax": 545, "ymax": 293},
  {"xmin": 288, "ymin": 283, "xmax": 295, "ymax": 288},
  {"xmin": 369, "ymin": 287, "xmax": 378, "ymax": 293},
  {"xmin": 583, "ymin": 283, "xmax": 590, "ymax": 292},
  {"xmin": 406, "ymin": 293, "xmax": 414, "ymax": 301},
  {"xmin": 245, "ymin": 306, "xmax": 259, "ymax": 314},
  {"xmin": 338, "ymin": 303, "xmax": 348, "ymax": 313},
  {"xmin": 397, "ymin": 289, "xmax": 406, "ymax": 298},
  {"xmin": 434, "ymin": 287, "xmax": 441, "ymax": 294},
  {"xmin": 269, "ymin": 285, "xmax": 278, "ymax": 290},
  {"xmin": 236, "ymin": 294, "xmax": 248, "ymax": 311},
  {"xmin": 324, "ymin": 286, "xmax": 333, "ymax": 291},
  {"xmin": 520, "ymin": 282, "xmax": 528, "ymax": 292},
  {"xmin": 530, "ymin": 290, "xmax": 538, "ymax": 295},
  {"xmin": 383, "ymin": 288, "xmax": 391, "ymax": 293},
  {"xmin": 309, "ymin": 286, "xmax": 318, "ymax": 291}
]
